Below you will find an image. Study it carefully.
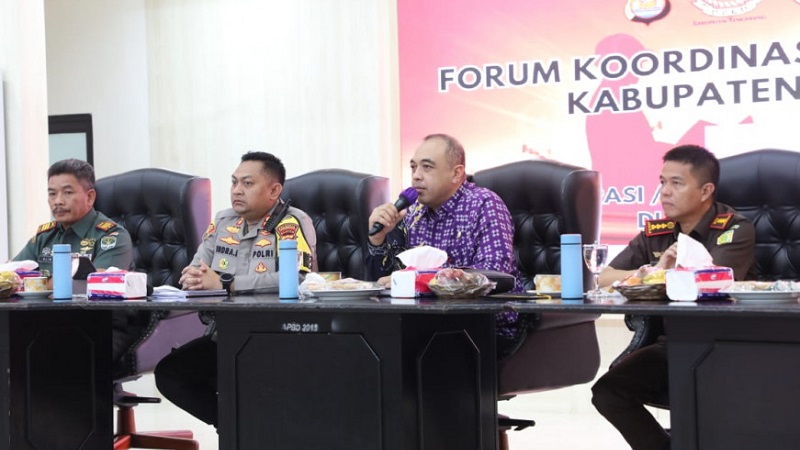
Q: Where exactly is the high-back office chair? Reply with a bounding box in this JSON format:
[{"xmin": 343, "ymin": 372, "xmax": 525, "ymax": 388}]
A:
[
  {"xmin": 282, "ymin": 168, "xmax": 390, "ymax": 279},
  {"xmin": 94, "ymin": 168, "xmax": 212, "ymax": 450},
  {"xmin": 472, "ymin": 160, "xmax": 603, "ymax": 449},
  {"xmin": 610, "ymin": 149, "xmax": 800, "ymax": 407}
]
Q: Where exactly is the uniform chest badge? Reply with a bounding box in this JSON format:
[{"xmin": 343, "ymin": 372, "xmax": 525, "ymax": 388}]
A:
[
  {"xmin": 220, "ymin": 235, "xmax": 240, "ymax": 246},
  {"xmin": 226, "ymin": 226, "xmax": 240, "ymax": 234},
  {"xmin": 255, "ymin": 262, "xmax": 267, "ymax": 273},
  {"xmin": 80, "ymin": 238, "xmax": 96, "ymax": 247},
  {"xmin": 259, "ymin": 230, "xmax": 271, "ymax": 236},
  {"xmin": 645, "ymin": 219, "xmax": 676, "ymax": 237},
  {"xmin": 255, "ymin": 238, "xmax": 271, "ymax": 247},
  {"xmin": 219, "ymin": 258, "xmax": 229, "ymax": 270}
]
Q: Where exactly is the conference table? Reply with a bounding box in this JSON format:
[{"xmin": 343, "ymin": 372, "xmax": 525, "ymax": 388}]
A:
[{"xmin": 2, "ymin": 293, "xmax": 800, "ymax": 450}]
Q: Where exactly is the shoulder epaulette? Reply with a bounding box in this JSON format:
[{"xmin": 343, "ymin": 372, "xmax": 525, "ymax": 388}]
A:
[
  {"xmin": 36, "ymin": 221, "xmax": 56, "ymax": 235},
  {"xmin": 710, "ymin": 213, "xmax": 733, "ymax": 230},
  {"xmin": 95, "ymin": 221, "xmax": 117, "ymax": 232},
  {"xmin": 645, "ymin": 218, "xmax": 676, "ymax": 237},
  {"xmin": 203, "ymin": 221, "xmax": 216, "ymax": 240}
]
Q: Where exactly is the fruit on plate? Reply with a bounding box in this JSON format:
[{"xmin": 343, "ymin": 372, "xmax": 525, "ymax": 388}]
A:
[{"xmin": 619, "ymin": 266, "xmax": 666, "ymax": 286}]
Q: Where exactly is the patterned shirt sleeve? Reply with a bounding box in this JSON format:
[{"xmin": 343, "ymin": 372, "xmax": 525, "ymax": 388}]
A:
[
  {"xmin": 366, "ymin": 221, "xmax": 408, "ymax": 280},
  {"xmin": 467, "ymin": 193, "xmax": 516, "ymax": 273}
]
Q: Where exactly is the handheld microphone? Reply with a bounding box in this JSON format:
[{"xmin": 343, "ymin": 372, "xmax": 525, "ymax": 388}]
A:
[{"xmin": 368, "ymin": 187, "xmax": 419, "ymax": 236}]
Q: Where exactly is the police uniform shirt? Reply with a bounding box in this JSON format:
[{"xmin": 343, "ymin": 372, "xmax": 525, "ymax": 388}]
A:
[
  {"xmin": 610, "ymin": 202, "xmax": 756, "ymax": 280},
  {"xmin": 191, "ymin": 204, "xmax": 317, "ymax": 293},
  {"xmin": 13, "ymin": 209, "xmax": 134, "ymax": 276}
]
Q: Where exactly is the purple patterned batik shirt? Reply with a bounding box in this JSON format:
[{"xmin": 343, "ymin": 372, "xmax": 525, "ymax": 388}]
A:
[{"xmin": 367, "ymin": 182, "xmax": 523, "ymax": 345}]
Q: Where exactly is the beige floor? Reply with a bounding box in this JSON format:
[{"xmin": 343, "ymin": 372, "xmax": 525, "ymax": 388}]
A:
[{"xmin": 122, "ymin": 315, "xmax": 669, "ymax": 450}]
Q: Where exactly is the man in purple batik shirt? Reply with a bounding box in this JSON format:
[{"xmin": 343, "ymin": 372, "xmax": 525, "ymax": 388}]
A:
[{"xmin": 366, "ymin": 133, "xmax": 532, "ymax": 358}]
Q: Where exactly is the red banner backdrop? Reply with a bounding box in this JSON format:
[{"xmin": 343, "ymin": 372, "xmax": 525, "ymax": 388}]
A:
[{"xmin": 398, "ymin": 0, "xmax": 800, "ymax": 244}]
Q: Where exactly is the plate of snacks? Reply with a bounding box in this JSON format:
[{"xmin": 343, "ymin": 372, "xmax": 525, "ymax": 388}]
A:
[
  {"xmin": 0, "ymin": 271, "xmax": 22, "ymax": 299},
  {"xmin": 613, "ymin": 266, "xmax": 668, "ymax": 301},
  {"xmin": 301, "ymin": 276, "xmax": 383, "ymax": 300},
  {"xmin": 720, "ymin": 280, "xmax": 800, "ymax": 304},
  {"xmin": 427, "ymin": 268, "xmax": 496, "ymax": 299}
]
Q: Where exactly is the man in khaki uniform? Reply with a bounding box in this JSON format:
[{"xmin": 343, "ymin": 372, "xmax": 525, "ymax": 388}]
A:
[
  {"xmin": 592, "ymin": 145, "xmax": 755, "ymax": 450},
  {"xmin": 155, "ymin": 151, "xmax": 317, "ymax": 427},
  {"xmin": 14, "ymin": 159, "xmax": 133, "ymax": 275}
]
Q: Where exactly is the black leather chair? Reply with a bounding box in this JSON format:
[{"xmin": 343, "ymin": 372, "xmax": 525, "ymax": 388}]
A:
[
  {"xmin": 610, "ymin": 149, "xmax": 800, "ymax": 405},
  {"xmin": 472, "ymin": 159, "xmax": 603, "ymax": 449},
  {"xmin": 94, "ymin": 167, "xmax": 212, "ymax": 450},
  {"xmin": 282, "ymin": 168, "xmax": 390, "ymax": 279}
]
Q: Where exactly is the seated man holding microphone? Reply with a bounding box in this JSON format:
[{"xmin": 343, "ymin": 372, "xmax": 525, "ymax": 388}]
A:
[
  {"xmin": 154, "ymin": 151, "xmax": 317, "ymax": 427},
  {"xmin": 366, "ymin": 133, "xmax": 532, "ymax": 357}
]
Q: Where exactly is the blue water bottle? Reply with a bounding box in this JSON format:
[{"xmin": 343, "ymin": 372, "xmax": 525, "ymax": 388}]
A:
[
  {"xmin": 52, "ymin": 244, "xmax": 73, "ymax": 300},
  {"xmin": 279, "ymin": 239, "xmax": 299, "ymax": 299},
  {"xmin": 560, "ymin": 234, "xmax": 584, "ymax": 300}
]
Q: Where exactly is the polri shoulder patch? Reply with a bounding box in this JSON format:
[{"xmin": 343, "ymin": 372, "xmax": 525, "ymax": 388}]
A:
[
  {"xmin": 37, "ymin": 221, "xmax": 56, "ymax": 234},
  {"xmin": 645, "ymin": 219, "xmax": 676, "ymax": 237},
  {"xmin": 710, "ymin": 213, "xmax": 733, "ymax": 230},
  {"xmin": 95, "ymin": 221, "xmax": 117, "ymax": 232}
]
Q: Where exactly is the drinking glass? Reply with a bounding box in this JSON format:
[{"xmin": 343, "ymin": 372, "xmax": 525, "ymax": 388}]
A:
[{"xmin": 583, "ymin": 243, "xmax": 609, "ymax": 297}]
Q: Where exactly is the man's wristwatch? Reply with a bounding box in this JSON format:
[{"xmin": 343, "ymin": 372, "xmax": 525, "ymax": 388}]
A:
[{"xmin": 220, "ymin": 273, "xmax": 234, "ymax": 293}]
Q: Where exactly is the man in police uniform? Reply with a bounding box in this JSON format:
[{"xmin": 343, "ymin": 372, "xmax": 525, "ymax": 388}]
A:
[
  {"xmin": 14, "ymin": 159, "xmax": 134, "ymax": 276},
  {"xmin": 155, "ymin": 151, "xmax": 316, "ymax": 427},
  {"xmin": 592, "ymin": 145, "xmax": 755, "ymax": 450}
]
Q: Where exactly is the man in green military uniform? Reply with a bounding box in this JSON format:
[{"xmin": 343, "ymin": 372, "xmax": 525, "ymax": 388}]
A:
[
  {"xmin": 155, "ymin": 151, "xmax": 317, "ymax": 427},
  {"xmin": 13, "ymin": 159, "xmax": 136, "ymax": 374},
  {"xmin": 591, "ymin": 145, "xmax": 755, "ymax": 450},
  {"xmin": 14, "ymin": 158, "xmax": 134, "ymax": 276}
]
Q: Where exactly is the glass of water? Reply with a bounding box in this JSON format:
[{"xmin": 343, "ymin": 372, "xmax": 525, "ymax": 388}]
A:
[{"xmin": 583, "ymin": 243, "xmax": 609, "ymax": 297}]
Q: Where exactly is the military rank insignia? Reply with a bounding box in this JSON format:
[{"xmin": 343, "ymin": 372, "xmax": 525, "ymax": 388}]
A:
[
  {"xmin": 37, "ymin": 221, "xmax": 56, "ymax": 234},
  {"xmin": 203, "ymin": 222, "xmax": 216, "ymax": 240},
  {"xmin": 710, "ymin": 213, "xmax": 733, "ymax": 230},
  {"xmin": 645, "ymin": 219, "xmax": 676, "ymax": 237},
  {"xmin": 220, "ymin": 235, "xmax": 240, "ymax": 246},
  {"xmin": 96, "ymin": 221, "xmax": 116, "ymax": 232}
]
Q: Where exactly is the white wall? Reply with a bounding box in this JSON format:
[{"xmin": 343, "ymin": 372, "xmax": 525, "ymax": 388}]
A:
[
  {"xmin": 45, "ymin": 0, "xmax": 151, "ymax": 175},
  {"xmin": 44, "ymin": 0, "xmax": 401, "ymax": 216},
  {"xmin": 2, "ymin": 0, "xmax": 50, "ymax": 258}
]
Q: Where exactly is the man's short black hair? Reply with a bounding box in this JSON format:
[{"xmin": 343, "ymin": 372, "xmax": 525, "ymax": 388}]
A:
[
  {"xmin": 47, "ymin": 159, "xmax": 95, "ymax": 191},
  {"xmin": 663, "ymin": 144, "xmax": 720, "ymax": 187},
  {"xmin": 241, "ymin": 151, "xmax": 286, "ymax": 185}
]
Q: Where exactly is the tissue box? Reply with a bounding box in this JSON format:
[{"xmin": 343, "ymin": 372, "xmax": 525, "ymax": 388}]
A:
[
  {"xmin": 666, "ymin": 266, "xmax": 734, "ymax": 301},
  {"xmin": 391, "ymin": 269, "xmax": 438, "ymax": 298},
  {"xmin": 87, "ymin": 271, "xmax": 147, "ymax": 299}
]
